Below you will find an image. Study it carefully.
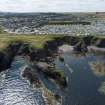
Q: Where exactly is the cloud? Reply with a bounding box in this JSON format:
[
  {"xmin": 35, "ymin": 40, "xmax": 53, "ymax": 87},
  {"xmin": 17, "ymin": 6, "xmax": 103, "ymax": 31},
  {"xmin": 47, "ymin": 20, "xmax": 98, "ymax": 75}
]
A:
[{"xmin": 0, "ymin": 0, "xmax": 105, "ymax": 12}]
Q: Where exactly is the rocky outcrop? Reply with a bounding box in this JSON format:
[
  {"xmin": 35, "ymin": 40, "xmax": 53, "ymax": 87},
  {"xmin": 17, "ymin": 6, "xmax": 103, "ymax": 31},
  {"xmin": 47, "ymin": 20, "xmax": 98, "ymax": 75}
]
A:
[
  {"xmin": 73, "ymin": 41, "xmax": 88, "ymax": 52},
  {"xmin": 35, "ymin": 62, "xmax": 50, "ymax": 71},
  {"xmin": 61, "ymin": 36, "xmax": 105, "ymax": 52},
  {"xmin": 92, "ymin": 37, "xmax": 105, "ymax": 48},
  {"xmin": 0, "ymin": 52, "xmax": 11, "ymax": 71},
  {"xmin": 0, "ymin": 42, "xmax": 22, "ymax": 72},
  {"xmin": 29, "ymin": 36, "xmax": 105, "ymax": 57},
  {"xmin": 0, "ymin": 35, "xmax": 105, "ymax": 87},
  {"xmin": 18, "ymin": 43, "xmax": 30, "ymax": 55},
  {"xmin": 82, "ymin": 36, "xmax": 94, "ymax": 45},
  {"xmin": 0, "ymin": 35, "xmax": 105, "ymax": 71},
  {"xmin": 62, "ymin": 36, "xmax": 80, "ymax": 45},
  {"xmin": 35, "ymin": 62, "xmax": 67, "ymax": 88},
  {"xmin": 22, "ymin": 67, "xmax": 41, "ymax": 87}
]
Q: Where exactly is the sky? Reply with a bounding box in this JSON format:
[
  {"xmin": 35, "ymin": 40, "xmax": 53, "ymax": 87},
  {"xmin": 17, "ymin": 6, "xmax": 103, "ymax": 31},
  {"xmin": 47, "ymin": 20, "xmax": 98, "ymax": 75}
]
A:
[{"xmin": 0, "ymin": 0, "xmax": 105, "ymax": 12}]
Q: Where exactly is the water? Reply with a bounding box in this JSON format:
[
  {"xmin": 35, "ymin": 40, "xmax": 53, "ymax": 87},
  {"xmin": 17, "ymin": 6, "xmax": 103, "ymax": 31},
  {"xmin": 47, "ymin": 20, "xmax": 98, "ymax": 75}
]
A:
[
  {"xmin": 0, "ymin": 52, "xmax": 105, "ymax": 105},
  {"xmin": 55, "ymin": 52, "xmax": 105, "ymax": 105},
  {"xmin": 0, "ymin": 56, "xmax": 45, "ymax": 105}
]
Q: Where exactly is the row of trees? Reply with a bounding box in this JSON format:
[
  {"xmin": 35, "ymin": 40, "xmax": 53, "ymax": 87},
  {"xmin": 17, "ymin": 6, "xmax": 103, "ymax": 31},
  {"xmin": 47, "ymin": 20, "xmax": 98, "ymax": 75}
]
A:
[{"xmin": 48, "ymin": 21, "xmax": 91, "ymax": 25}]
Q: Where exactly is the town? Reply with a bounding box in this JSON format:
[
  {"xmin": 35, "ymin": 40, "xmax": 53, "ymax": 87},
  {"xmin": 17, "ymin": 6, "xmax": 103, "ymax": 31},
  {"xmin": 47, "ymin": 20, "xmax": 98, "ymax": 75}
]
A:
[{"xmin": 1, "ymin": 13, "xmax": 105, "ymax": 35}]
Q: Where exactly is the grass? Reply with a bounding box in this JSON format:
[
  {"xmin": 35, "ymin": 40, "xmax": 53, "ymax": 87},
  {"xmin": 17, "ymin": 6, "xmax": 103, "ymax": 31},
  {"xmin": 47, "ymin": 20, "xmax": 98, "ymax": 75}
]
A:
[
  {"xmin": 0, "ymin": 26, "xmax": 4, "ymax": 34},
  {"xmin": 94, "ymin": 35, "xmax": 105, "ymax": 38},
  {"xmin": 55, "ymin": 70, "xmax": 65, "ymax": 78},
  {"xmin": 0, "ymin": 34, "xmax": 62, "ymax": 51},
  {"xmin": 0, "ymin": 33, "xmax": 105, "ymax": 51},
  {"xmin": 98, "ymin": 82, "xmax": 105, "ymax": 95}
]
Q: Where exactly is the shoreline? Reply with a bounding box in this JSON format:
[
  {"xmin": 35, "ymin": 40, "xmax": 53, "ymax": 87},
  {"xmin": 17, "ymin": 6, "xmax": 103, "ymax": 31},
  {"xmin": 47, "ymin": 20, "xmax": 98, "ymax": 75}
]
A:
[{"xmin": 0, "ymin": 35, "xmax": 105, "ymax": 105}]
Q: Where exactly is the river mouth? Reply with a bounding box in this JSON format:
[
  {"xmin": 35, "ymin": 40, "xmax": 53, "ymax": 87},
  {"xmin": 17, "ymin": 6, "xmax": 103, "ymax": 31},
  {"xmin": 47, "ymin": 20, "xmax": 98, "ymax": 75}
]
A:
[{"xmin": 54, "ymin": 48, "xmax": 105, "ymax": 105}]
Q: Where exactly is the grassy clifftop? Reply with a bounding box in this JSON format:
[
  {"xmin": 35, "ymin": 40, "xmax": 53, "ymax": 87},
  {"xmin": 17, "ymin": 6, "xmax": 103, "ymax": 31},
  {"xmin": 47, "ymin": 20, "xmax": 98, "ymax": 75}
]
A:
[
  {"xmin": 0, "ymin": 34, "xmax": 62, "ymax": 51},
  {"xmin": 0, "ymin": 34, "xmax": 105, "ymax": 51},
  {"xmin": 0, "ymin": 26, "xmax": 3, "ymax": 33}
]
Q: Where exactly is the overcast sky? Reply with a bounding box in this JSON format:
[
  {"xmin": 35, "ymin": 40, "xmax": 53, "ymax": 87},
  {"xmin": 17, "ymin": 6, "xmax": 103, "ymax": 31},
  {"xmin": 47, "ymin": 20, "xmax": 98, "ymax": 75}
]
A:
[{"xmin": 0, "ymin": 0, "xmax": 105, "ymax": 12}]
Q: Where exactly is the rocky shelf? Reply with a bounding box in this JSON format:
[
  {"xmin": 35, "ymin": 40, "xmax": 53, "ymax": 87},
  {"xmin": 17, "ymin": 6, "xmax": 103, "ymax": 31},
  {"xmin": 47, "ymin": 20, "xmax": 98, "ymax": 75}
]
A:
[{"xmin": 0, "ymin": 35, "xmax": 105, "ymax": 87}]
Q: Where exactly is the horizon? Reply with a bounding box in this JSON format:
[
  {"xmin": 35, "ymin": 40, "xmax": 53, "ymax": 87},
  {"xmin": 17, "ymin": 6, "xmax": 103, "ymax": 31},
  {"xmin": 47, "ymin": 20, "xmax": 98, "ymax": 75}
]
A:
[
  {"xmin": 0, "ymin": 0, "xmax": 105, "ymax": 13},
  {"xmin": 0, "ymin": 11, "xmax": 102, "ymax": 13}
]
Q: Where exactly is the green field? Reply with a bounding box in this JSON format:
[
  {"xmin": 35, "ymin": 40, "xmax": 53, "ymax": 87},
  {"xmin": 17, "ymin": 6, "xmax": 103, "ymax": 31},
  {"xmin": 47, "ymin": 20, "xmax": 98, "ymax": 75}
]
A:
[
  {"xmin": 0, "ymin": 32, "xmax": 105, "ymax": 51},
  {"xmin": 0, "ymin": 34, "xmax": 62, "ymax": 51}
]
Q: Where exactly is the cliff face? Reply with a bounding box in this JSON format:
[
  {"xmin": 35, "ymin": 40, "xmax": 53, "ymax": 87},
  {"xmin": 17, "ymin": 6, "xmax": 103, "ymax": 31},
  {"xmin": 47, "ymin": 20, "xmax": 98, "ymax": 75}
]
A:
[
  {"xmin": 0, "ymin": 52, "xmax": 11, "ymax": 71},
  {"xmin": 91, "ymin": 37, "xmax": 105, "ymax": 48},
  {"xmin": 0, "ymin": 35, "xmax": 105, "ymax": 72},
  {"xmin": 0, "ymin": 42, "xmax": 22, "ymax": 72},
  {"xmin": 0, "ymin": 35, "xmax": 105, "ymax": 91}
]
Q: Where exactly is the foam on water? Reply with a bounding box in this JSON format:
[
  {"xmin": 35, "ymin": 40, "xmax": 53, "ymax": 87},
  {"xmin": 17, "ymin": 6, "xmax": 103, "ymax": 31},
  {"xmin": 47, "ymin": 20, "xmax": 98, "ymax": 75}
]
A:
[{"xmin": 0, "ymin": 56, "xmax": 45, "ymax": 105}]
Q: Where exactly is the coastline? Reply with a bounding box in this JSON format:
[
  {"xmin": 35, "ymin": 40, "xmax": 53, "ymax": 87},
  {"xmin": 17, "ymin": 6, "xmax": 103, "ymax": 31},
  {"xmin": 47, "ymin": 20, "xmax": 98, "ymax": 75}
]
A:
[{"xmin": 0, "ymin": 34, "xmax": 105, "ymax": 105}]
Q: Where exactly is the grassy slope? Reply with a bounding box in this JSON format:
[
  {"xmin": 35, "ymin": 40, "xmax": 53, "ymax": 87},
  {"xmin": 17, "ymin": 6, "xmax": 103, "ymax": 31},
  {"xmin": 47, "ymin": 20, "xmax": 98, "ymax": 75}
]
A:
[
  {"xmin": 0, "ymin": 34, "xmax": 62, "ymax": 51},
  {"xmin": 0, "ymin": 33, "xmax": 105, "ymax": 51}
]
